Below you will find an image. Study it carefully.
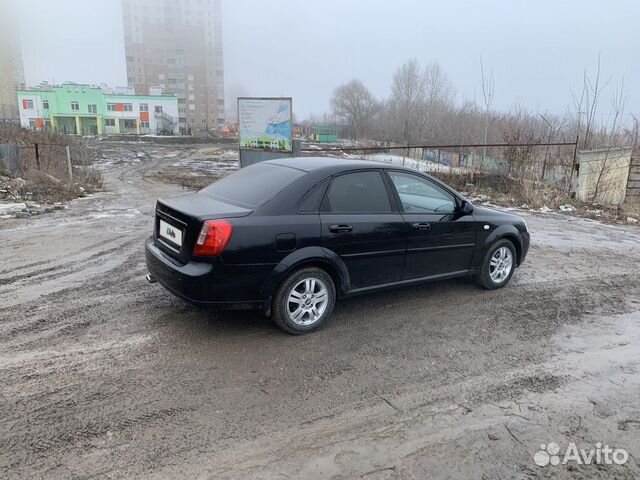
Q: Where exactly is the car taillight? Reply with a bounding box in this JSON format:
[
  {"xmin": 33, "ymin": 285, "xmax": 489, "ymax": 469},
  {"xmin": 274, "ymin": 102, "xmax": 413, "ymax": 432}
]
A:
[{"xmin": 193, "ymin": 220, "xmax": 233, "ymax": 256}]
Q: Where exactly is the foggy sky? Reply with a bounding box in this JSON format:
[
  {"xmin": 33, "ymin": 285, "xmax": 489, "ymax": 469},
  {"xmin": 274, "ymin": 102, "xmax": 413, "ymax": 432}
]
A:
[{"xmin": 14, "ymin": 0, "xmax": 640, "ymax": 120}]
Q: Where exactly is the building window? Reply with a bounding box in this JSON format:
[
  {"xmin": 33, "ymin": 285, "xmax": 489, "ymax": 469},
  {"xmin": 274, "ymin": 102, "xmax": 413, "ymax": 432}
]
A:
[
  {"xmin": 140, "ymin": 103, "xmax": 149, "ymax": 112},
  {"xmin": 140, "ymin": 121, "xmax": 150, "ymax": 128},
  {"xmin": 42, "ymin": 100, "xmax": 49, "ymax": 109},
  {"xmin": 154, "ymin": 106, "xmax": 162, "ymax": 113},
  {"xmin": 123, "ymin": 119, "xmax": 137, "ymax": 129},
  {"xmin": 104, "ymin": 118, "xmax": 116, "ymax": 126},
  {"xmin": 88, "ymin": 104, "xmax": 97, "ymax": 114},
  {"xmin": 71, "ymin": 101, "xmax": 79, "ymax": 111},
  {"xmin": 23, "ymin": 99, "xmax": 34, "ymax": 109},
  {"xmin": 123, "ymin": 104, "xmax": 133, "ymax": 112},
  {"xmin": 107, "ymin": 103, "xmax": 117, "ymax": 111}
]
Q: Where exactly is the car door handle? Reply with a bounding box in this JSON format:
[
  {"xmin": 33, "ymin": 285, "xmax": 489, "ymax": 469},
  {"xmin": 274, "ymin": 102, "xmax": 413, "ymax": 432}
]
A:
[
  {"xmin": 411, "ymin": 222, "xmax": 432, "ymax": 231},
  {"xmin": 329, "ymin": 224, "xmax": 353, "ymax": 233}
]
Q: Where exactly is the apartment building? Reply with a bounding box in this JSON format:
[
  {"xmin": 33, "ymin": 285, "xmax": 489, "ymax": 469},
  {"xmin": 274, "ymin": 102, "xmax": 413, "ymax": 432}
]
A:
[
  {"xmin": 0, "ymin": 0, "xmax": 25, "ymax": 122},
  {"xmin": 121, "ymin": 0, "xmax": 225, "ymax": 136}
]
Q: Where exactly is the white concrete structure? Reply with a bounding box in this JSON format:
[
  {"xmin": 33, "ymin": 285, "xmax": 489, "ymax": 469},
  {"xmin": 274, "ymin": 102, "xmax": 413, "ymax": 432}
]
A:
[
  {"xmin": 102, "ymin": 94, "xmax": 180, "ymax": 135},
  {"xmin": 573, "ymin": 148, "xmax": 633, "ymax": 206}
]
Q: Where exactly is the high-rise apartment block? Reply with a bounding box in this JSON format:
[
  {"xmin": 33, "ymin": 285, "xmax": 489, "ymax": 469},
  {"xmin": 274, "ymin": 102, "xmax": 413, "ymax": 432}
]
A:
[
  {"xmin": 121, "ymin": 0, "xmax": 225, "ymax": 135},
  {"xmin": 0, "ymin": 0, "xmax": 25, "ymax": 122}
]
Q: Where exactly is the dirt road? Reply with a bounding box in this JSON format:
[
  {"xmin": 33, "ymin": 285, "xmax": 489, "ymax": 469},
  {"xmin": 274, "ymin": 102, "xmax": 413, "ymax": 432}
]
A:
[{"xmin": 1, "ymin": 141, "xmax": 639, "ymax": 479}]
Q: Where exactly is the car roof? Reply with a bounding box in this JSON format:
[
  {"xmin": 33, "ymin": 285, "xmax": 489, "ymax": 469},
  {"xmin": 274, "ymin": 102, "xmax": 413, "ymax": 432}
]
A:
[
  {"xmin": 264, "ymin": 156, "xmax": 394, "ymax": 173},
  {"xmin": 258, "ymin": 156, "xmax": 465, "ymax": 203}
]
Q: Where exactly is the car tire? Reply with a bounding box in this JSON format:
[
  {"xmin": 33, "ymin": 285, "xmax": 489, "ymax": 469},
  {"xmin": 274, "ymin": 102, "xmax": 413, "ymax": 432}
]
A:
[
  {"xmin": 271, "ymin": 266, "xmax": 336, "ymax": 335},
  {"xmin": 476, "ymin": 239, "xmax": 517, "ymax": 290}
]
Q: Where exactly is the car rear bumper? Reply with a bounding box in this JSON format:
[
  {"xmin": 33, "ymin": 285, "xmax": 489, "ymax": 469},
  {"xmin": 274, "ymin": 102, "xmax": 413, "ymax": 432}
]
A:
[{"xmin": 145, "ymin": 237, "xmax": 269, "ymax": 309}]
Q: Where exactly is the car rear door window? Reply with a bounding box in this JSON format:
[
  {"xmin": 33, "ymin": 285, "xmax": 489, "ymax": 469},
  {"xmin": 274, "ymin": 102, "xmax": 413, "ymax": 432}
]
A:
[
  {"xmin": 298, "ymin": 178, "xmax": 330, "ymax": 213},
  {"xmin": 324, "ymin": 171, "xmax": 392, "ymax": 213},
  {"xmin": 389, "ymin": 172, "xmax": 456, "ymax": 213}
]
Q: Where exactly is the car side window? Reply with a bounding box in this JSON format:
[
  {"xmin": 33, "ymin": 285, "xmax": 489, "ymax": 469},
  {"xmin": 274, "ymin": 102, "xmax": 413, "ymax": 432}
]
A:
[
  {"xmin": 389, "ymin": 172, "xmax": 456, "ymax": 213},
  {"xmin": 323, "ymin": 171, "xmax": 392, "ymax": 214},
  {"xmin": 297, "ymin": 178, "xmax": 330, "ymax": 213}
]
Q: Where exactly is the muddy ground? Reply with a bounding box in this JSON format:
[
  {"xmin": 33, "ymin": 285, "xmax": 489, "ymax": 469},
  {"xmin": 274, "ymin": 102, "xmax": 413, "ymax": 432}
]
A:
[{"xmin": 1, "ymin": 140, "xmax": 639, "ymax": 479}]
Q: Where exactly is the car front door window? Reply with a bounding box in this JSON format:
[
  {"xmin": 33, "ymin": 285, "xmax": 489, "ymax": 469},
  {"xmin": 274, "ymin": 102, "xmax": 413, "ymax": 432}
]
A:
[{"xmin": 388, "ymin": 172, "xmax": 456, "ymax": 213}]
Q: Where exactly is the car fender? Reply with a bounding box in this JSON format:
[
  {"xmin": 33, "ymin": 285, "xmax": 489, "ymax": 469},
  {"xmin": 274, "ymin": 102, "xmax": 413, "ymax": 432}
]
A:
[
  {"xmin": 483, "ymin": 224, "xmax": 523, "ymax": 264},
  {"xmin": 259, "ymin": 246, "xmax": 350, "ymax": 299}
]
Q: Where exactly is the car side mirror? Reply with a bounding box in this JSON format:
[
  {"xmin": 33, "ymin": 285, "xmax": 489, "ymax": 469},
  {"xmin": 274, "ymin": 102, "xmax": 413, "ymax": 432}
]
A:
[{"xmin": 460, "ymin": 200, "xmax": 474, "ymax": 214}]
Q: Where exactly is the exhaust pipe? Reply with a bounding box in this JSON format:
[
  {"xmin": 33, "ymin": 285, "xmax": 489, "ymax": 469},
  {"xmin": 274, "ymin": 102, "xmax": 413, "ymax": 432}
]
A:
[{"xmin": 146, "ymin": 274, "xmax": 157, "ymax": 284}]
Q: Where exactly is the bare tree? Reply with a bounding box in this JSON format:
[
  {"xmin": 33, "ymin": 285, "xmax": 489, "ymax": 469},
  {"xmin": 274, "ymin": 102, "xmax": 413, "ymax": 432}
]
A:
[
  {"xmin": 503, "ymin": 104, "xmax": 540, "ymax": 178},
  {"xmin": 330, "ymin": 80, "xmax": 378, "ymax": 141},
  {"xmin": 389, "ymin": 59, "xmax": 426, "ymax": 147},
  {"xmin": 570, "ymin": 53, "xmax": 612, "ymax": 149},
  {"xmin": 416, "ymin": 62, "xmax": 456, "ymax": 142},
  {"xmin": 591, "ymin": 79, "xmax": 629, "ymax": 202},
  {"xmin": 538, "ymin": 112, "xmax": 565, "ymax": 181},
  {"xmin": 479, "ymin": 56, "xmax": 495, "ymax": 169},
  {"xmin": 317, "ymin": 55, "xmax": 632, "ymax": 202}
]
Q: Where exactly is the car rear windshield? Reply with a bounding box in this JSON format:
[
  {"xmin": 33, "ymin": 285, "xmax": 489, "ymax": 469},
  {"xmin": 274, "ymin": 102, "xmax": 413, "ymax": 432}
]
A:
[{"xmin": 200, "ymin": 163, "xmax": 304, "ymax": 208}]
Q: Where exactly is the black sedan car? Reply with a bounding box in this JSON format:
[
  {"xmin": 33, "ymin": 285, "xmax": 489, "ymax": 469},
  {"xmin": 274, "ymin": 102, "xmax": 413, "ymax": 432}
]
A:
[{"xmin": 146, "ymin": 157, "xmax": 529, "ymax": 334}]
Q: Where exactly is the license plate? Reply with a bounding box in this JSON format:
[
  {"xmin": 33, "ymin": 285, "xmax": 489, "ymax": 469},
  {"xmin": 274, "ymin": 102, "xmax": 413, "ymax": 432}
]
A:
[{"xmin": 159, "ymin": 219, "xmax": 183, "ymax": 246}]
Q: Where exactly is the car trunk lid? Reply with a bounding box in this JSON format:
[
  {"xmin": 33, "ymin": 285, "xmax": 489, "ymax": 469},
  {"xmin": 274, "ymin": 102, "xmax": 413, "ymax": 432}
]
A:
[{"xmin": 154, "ymin": 192, "xmax": 252, "ymax": 264}]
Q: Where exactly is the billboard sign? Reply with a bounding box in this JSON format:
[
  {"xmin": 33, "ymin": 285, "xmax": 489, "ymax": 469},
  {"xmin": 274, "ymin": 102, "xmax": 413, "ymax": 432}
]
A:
[{"xmin": 238, "ymin": 97, "xmax": 292, "ymax": 152}]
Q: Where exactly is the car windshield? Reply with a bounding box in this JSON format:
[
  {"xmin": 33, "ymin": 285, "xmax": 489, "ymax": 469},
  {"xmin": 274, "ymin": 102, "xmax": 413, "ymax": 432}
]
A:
[{"xmin": 200, "ymin": 163, "xmax": 304, "ymax": 208}]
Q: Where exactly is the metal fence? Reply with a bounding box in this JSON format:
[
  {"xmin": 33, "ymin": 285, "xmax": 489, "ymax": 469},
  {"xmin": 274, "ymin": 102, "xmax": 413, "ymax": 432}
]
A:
[
  {"xmin": 296, "ymin": 140, "xmax": 580, "ymax": 186},
  {"xmin": 236, "ymin": 139, "xmax": 581, "ymax": 192},
  {"xmin": 239, "ymin": 140, "xmax": 302, "ymax": 167},
  {"xmin": 0, "ymin": 144, "xmax": 20, "ymax": 174},
  {"xmin": 1, "ymin": 142, "xmax": 75, "ymax": 181}
]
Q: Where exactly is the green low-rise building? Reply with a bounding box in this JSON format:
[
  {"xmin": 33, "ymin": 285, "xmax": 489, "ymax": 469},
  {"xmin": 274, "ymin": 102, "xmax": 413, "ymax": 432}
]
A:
[
  {"xmin": 310, "ymin": 124, "xmax": 338, "ymax": 142},
  {"xmin": 17, "ymin": 82, "xmax": 179, "ymax": 135}
]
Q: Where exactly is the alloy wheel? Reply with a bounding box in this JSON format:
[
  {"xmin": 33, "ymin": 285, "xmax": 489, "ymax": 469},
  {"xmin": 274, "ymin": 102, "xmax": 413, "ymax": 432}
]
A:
[
  {"xmin": 286, "ymin": 277, "xmax": 329, "ymax": 326},
  {"xmin": 489, "ymin": 246, "xmax": 513, "ymax": 283}
]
